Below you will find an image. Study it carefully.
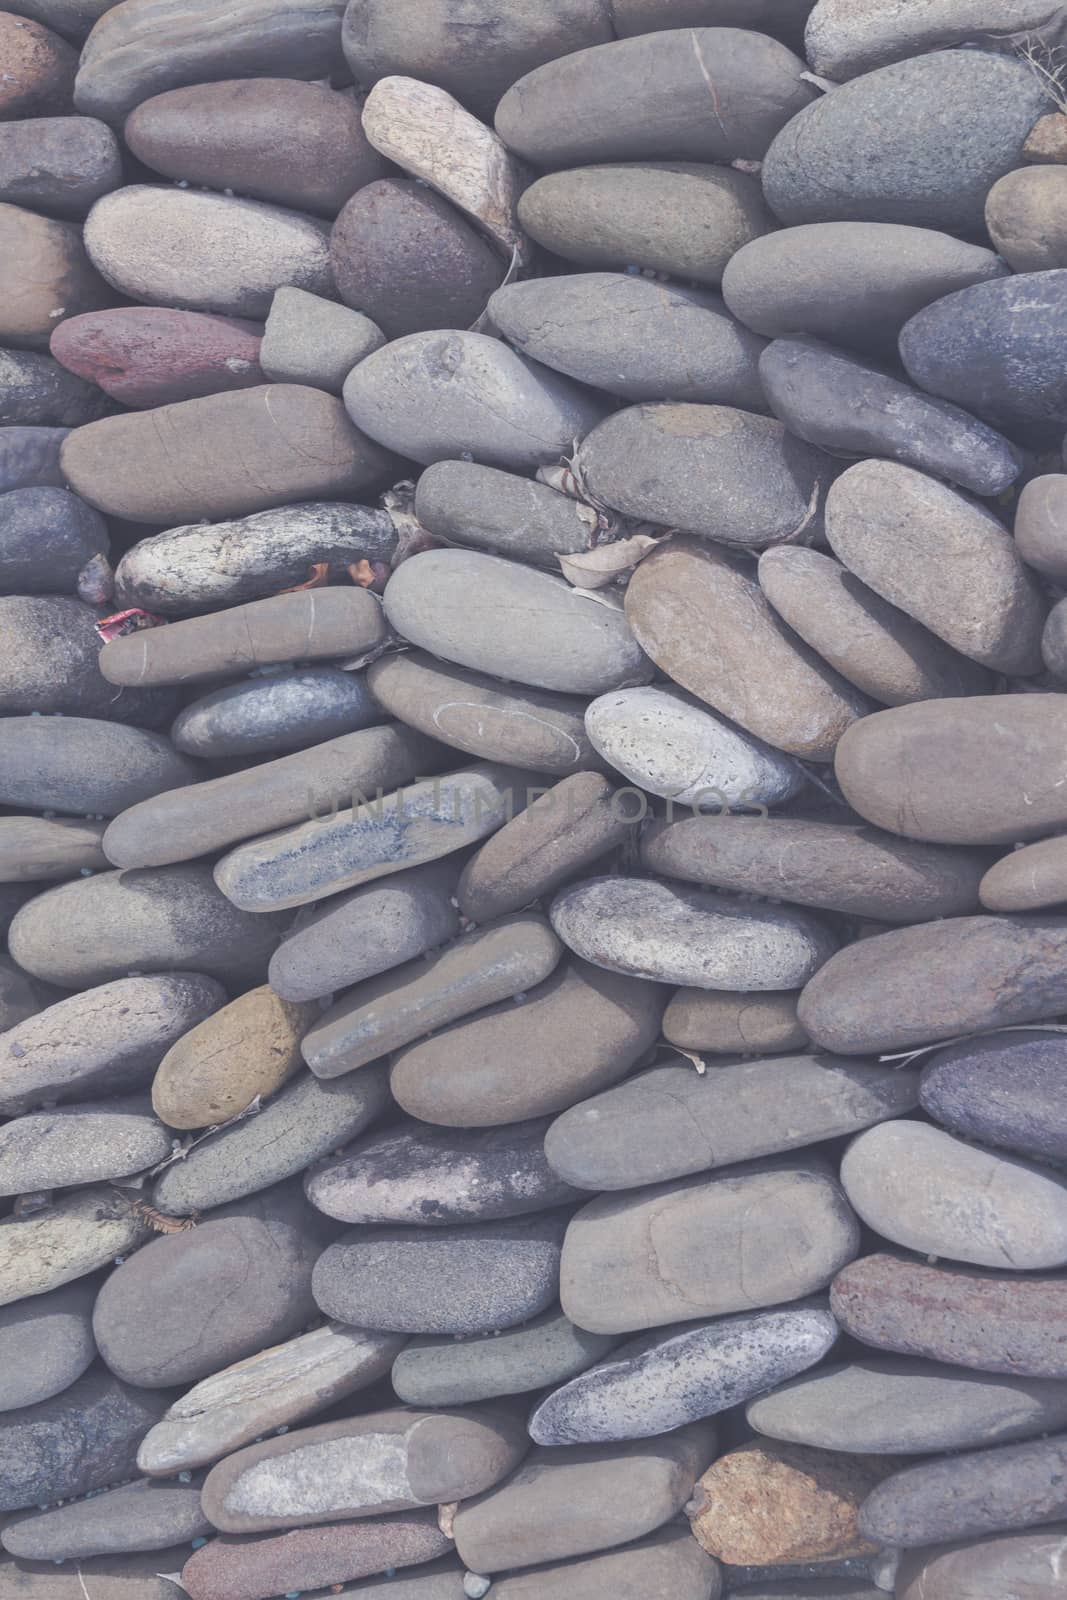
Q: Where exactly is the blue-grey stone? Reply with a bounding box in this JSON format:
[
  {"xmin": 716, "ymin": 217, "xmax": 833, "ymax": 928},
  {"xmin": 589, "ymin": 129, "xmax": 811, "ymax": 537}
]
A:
[
  {"xmin": 919, "ymin": 1029, "xmax": 1067, "ymax": 1166},
  {"xmin": 0, "ymin": 486, "xmax": 109, "ymax": 594},
  {"xmin": 171, "ymin": 667, "xmax": 383, "ymax": 759}
]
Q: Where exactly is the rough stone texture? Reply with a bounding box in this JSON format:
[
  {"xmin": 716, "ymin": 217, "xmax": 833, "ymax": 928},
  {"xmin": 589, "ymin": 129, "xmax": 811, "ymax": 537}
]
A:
[
  {"xmin": 8, "ymin": 864, "xmax": 286, "ymax": 990},
  {"xmin": 0, "ymin": 348, "xmax": 110, "ymax": 426},
  {"xmin": 625, "ymin": 539, "xmax": 869, "ymax": 760},
  {"xmin": 51, "ymin": 307, "xmax": 264, "ymax": 409},
  {"xmin": 0, "ymin": 12, "xmax": 75, "ymax": 118},
  {"xmin": 0, "ymin": 1185, "xmax": 148, "ymax": 1305},
  {"xmin": 806, "ymin": 0, "xmax": 1067, "ymax": 79},
  {"xmin": 0, "ymin": 426, "xmax": 68, "ymax": 491},
  {"xmin": 0, "ymin": 716, "xmax": 195, "ymax": 817},
  {"xmin": 0, "ymin": 1094, "xmax": 170, "ymax": 1195},
  {"xmin": 392, "ymin": 1307, "xmax": 616, "ymax": 1408},
  {"xmin": 545, "ymin": 1053, "xmax": 918, "ymax": 1191},
  {"xmin": 313, "ymin": 1209, "xmax": 571, "ymax": 1336},
  {"xmin": 920, "ymin": 1029, "xmax": 1067, "ymax": 1164},
  {"xmin": 199, "ymin": 1405, "xmax": 528, "ymax": 1532},
  {"xmin": 63, "ymin": 384, "xmax": 394, "ymax": 525},
  {"xmin": 762, "ymin": 49, "xmax": 1049, "ymax": 233},
  {"xmin": 0, "ymin": 816, "xmax": 108, "ymax": 882},
  {"xmin": 0, "ymin": 599, "xmax": 175, "ymax": 724},
  {"xmin": 388, "ymin": 957, "xmax": 664, "ymax": 1127},
  {"xmin": 259, "ymin": 287, "xmax": 384, "ymax": 392},
  {"xmin": 0, "ymin": 1281, "xmax": 96, "ymax": 1412},
  {"xmin": 171, "ymin": 668, "xmax": 382, "ymax": 760},
  {"xmin": 839, "ymin": 1120, "xmax": 1067, "ymax": 1270},
  {"xmin": 492, "ymin": 1524, "xmax": 722, "ymax": 1600},
  {"xmin": 413, "ymin": 459, "xmax": 594, "ymax": 565},
  {"xmin": 0, "ymin": 485, "xmax": 108, "ymax": 594},
  {"xmin": 663, "ymin": 988, "xmax": 808, "ymax": 1055},
  {"xmin": 517, "ymin": 165, "xmax": 776, "ymax": 286},
  {"xmin": 0, "ymin": 115, "xmax": 120, "ymax": 217},
  {"xmin": 860, "ymin": 1436, "xmax": 1067, "ymax": 1549},
  {"xmin": 1016, "ymin": 473, "xmax": 1067, "ymax": 580},
  {"xmin": 560, "ymin": 1158, "xmax": 859, "ymax": 1335},
  {"xmin": 982, "ymin": 835, "xmax": 1067, "ymax": 912},
  {"xmin": 830, "ymin": 1251, "xmax": 1067, "ymax": 1379},
  {"xmin": 986, "ymin": 164, "xmax": 1067, "ymax": 272},
  {"xmin": 2, "ymin": 1479, "xmax": 211, "ymax": 1559},
  {"xmin": 895, "ymin": 1524, "xmax": 1067, "ymax": 1595}
]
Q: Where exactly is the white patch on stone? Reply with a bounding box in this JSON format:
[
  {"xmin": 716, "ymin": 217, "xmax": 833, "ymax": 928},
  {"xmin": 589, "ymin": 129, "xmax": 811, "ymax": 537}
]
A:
[{"xmin": 225, "ymin": 1432, "xmax": 414, "ymax": 1518}]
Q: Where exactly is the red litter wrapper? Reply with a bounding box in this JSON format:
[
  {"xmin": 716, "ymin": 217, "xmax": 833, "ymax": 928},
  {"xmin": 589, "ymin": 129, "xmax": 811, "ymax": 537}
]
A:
[{"xmin": 94, "ymin": 608, "xmax": 168, "ymax": 644}]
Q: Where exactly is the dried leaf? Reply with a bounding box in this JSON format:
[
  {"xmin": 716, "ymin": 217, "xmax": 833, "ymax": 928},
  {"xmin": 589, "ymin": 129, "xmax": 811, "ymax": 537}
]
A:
[
  {"xmin": 558, "ymin": 533, "xmax": 663, "ymax": 589},
  {"xmin": 673, "ymin": 1046, "xmax": 707, "ymax": 1076},
  {"xmin": 799, "ymin": 70, "xmax": 838, "ymax": 92}
]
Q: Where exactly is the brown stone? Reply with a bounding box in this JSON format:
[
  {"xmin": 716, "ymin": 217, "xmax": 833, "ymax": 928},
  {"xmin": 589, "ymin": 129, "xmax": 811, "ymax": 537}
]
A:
[
  {"xmin": 51, "ymin": 307, "xmax": 264, "ymax": 408},
  {"xmin": 663, "ymin": 988, "xmax": 808, "ymax": 1055},
  {"xmin": 1024, "ymin": 110, "xmax": 1067, "ymax": 161},
  {"xmin": 0, "ymin": 201, "xmax": 115, "ymax": 349},
  {"xmin": 1015, "ymin": 472, "xmax": 1067, "ymax": 580},
  {"xmin": 986, "ymin": 165, "xmax": 1067, "ymax": 272},
  {"xmin": 0, "ymin": 12, "xmax": 75, "ymax": 118},
  {"xmin": 181, "ymin": 1513, "xmax": 452, "ymax": 1600}
]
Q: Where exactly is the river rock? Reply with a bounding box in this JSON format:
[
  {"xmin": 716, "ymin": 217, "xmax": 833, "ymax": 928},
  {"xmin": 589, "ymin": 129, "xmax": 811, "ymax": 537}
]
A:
[
  {"xmin": 986, "ymin": 164, "xmax": 1067, "ymax": 273},
  {"xmin": 761, "ymin": 49, "xmax": 1048, "ymax": 233},
  {"xmin": 625, "ymin": 540, "xmax": 870, "ymax": 760},
  {"xmin": 920, "ymin": 1029, "xmax": 1067, "ymax": 1164},
  {"xmin": 895, "ymin": 1525, "xmax": 1067, "ymax": 1598},
  {"xmin": 721, "ymin": 222, "xmax": 1008, "ymax": 356},
  {"xmin": 125, "ymin": 79, "xmax": 386, "ymax": 215},
  {"xmin": 0, "ymin": 485, "xmax": 108, "ymax": 593},
  {"xmin": 456, "ymin": 774, "xmax": 639, "ymax": 923},
  {"xmin": 831, "ymin": 1251, "xmax": 1067, "ymax": 1379},
  {"xmin": 545, "ymin": 1053, "xmax": 918, "ymax": 1191},
  {"xmin": 865, "ymin": 1438, "xmax": 1067, "ymax": 1550},
  {"xmin": 0, "ymin": 425, "xmax": 67, "ymax": 491},
  {"xmin": 259, "ymin": 287, "xmax": 383, "ymax": 393},
  {"xmin": 492, "ymin": 1524, "xmax": 722, "ymax": 1600},
  {"xmin": 7, "ymin": 863, "xmax": 286, "ymax": 990},
  {"xmin": 137, "ymin": 1322, "xmax": 404, "ymax": 1477},
  {"xmin": 366, "ymin": 651, "xmax": 600, "ymax": 772},
  {"xmin": 0, "ymin": 816, "xmax": 107, "ymax": 881},
  {"xmin": 0, "ymin": 348, "xmax": 109, "ymax": 426},
  {"xmin": 1015, "ymin": 473, "xmax": 1067, "ymax": 580},
  {"xmin": 550, "ymin": 875, "xmax": 836, "ymax": 990},
  {"xmin": 0, "ymin": 12, "xmax": 74, "ymax": 117},
  {"xmin": 663, "ymin": 988, "xmax": 808, "ymax": 1054},
  {"xmin": 516, "ymin": 165, "xmax": 776, "ymax": 286},
  {"xmin": 2, "ymin": 1478, "xmax": 210, "ymax": 1559},
  {"xmin": 981, "ymin": 835, "xmax": 1067, "ymax": 912},
  {"xmin": 313, "ymin": 1209, "xmax": 571, "ymax": 1336},
  {"xmin": 489, "ymin": 273, "xmax": 767, "ymax": 407},
  {"xmin": 0, "ymin": 972, "xmax": 224, "ymax": 1115},
  {"xmin": 73, "ymin": 0, "xmax": 347, "ymax": 124},
  {"xmin": 392, "ymin": 1307, "xmax": 615, "ymax": 1409},
  {"xmin": 154, "ymin": 1064, "xmax": 390, "ymax": 1214},
  {"xmin": 0, "ymin": 115, "xmax": 119, "ymax": 217},
  {"xmin": 0, "ymin": 1547, "xmax": 216, "ymax": 1600},
  {"xmin": 306, "ymin": 1116, "xmax": 580, "ymax": 1227},
  {"xmin": 199, "ymin": 1406, "xmax": 527, "ymax": 1534},
  {"xmin": 414, "ymin": 460, "xmax": 595, "ymax": 566},
  {"xmin": 0, "ymin": 1369, "xmax": 168, "ymax": 1513},
  {"xmin": 453, "ymin": 1423, "xmax": 714, "ymax": 1571},
  {"xmin": 92, "ymin": 1184, "xmax": 327, "ymax": 1388},
  {"xmin": 330, "ymin": 179, "xmax": 505, "ymax": 340},
  {"xmin": 530, "ymin": 1302, "xmax": 838, "ymax": 1445},
  {"xmin": 388, "ymin": 958, "xmax": 664, "ymax": 1127},
  {"xmin": 0, "ymin": 715, "xmax": 196, "ymax": 816},
  {"xmin": 0, "ymin": 1281, "xmax": 95, "ymax": 1412},
  {"xmin": 0, "ymin": 598, "xmax": 171, "ymax": 724},
  {"xmin": 171, "ymin": 668, "xmax": 382, "ymax": 760},
  {"xmin": 839, "ymin": 1120, "xmax": 1067, "ymax": 1269},
  {"xmin": 0, "ymin": 1094, "xmax": 169, "ymax": 1195},
  {"xmin": 560, "ymin": 1158, "xmax": 859, "ymax": 1334},
  {"xmin": 799, "ymin": 914, "xmax": 1067, "ymax": 1054},
  {"xmin": 806, "ymin": 0, "xmax": 1067, "ymax": 78},
  {"xmin": 63, "ymin": 385, "xmax": 393, "ymax": 524},
  {"xmin": 51, "ymin": 307, "xmax": 264, "ymax": 409},
  {"xmin": 2, "ymin": 1, "xmax": 116, "ymax": 42},
  {"xmin": 0, "ymin": 1185, "xmax": 148, "ymax": 1306},
  {"xmin": 344, "ymin": 331, "xmax": 606, "ymax": 470},
  {"xmin": 495, "ymin": 28, "xmax": 811, "ymax": 165}
]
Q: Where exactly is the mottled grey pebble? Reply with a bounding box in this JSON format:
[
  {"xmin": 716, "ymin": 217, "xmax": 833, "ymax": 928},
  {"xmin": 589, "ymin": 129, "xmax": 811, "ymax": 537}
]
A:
[
  {"xmin": 870, "ymin": 1444, "xmax": 1067, "ymax": 1552},
  {"xmin": 1015, "ymin": 472, "xmax": 1067, "ymax": 580},
  {"xmin": 490, "ymin": 1524, "xmax": 723, "ymax": 1600},
  {"xmin": 0, "ymin": 596, "xmax": 175, "ymax": 725},
  {"xmin": 0, "ymin": 115, "xmax": 120, "ymax": 218},
  {"xmin": 0, "ymin": 348, "xmax": 110, "ymax": 428},
  {"xmin": 0, "ymin": 426, "xmax": 69, "ymax": 492},
  {"xmin": 806, "ymin": 0, "xmax": 1067, "ymax": 80},
  {"xmin": 920, "ymin": 1029, "xmax": 1067, "ymax": 1165}
]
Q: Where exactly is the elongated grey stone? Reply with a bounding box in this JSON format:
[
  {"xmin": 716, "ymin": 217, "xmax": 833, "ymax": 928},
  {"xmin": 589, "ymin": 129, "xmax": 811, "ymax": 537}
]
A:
[
  {"xmin": 0, "ymin": 715, "xmax": 197, "ymax": 816},
  {"xmin": 171, "ymin": 667, "xmax": 383, "ymax": 760},
  {"xmin": 863, "ymin": 1437, "xmax": 1067, "ymax": 1550},
  {"xmin": 413, "ymin": 459, "xmax": 599, "ymax": 565},
  {"xmin": 392, "ymin": 1307, "xmax": 616, "ymax": 1409},
  {"xmin": 0, "ymin": 1185, "xmax": 148, "ymax": 1307},
  {"xmin": 0, "ymin": 1094, "xmax": 170, "ymax": 1196},
  {"xmin": 1, "ymin": 1477, "xmax": 211, "ymax": 1559}
]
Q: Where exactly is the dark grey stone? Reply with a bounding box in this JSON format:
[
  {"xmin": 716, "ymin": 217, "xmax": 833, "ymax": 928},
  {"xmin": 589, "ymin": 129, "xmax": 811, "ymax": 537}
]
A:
[
  {"xmin": 1, "ymin": 1477, "xmax": 210, "ymax": 1558},
  {"xmin": 0, "ymin": 1281, "xmax": 96, "ymax": 1413},
  {"xmin": 0, "ymin": 349, "xmax": 110, "ymax": 427},
  {"xmin": 0, "ymin": 426, "xmax": 69, "ymax": 492},
  {"xmin": 0, "ymin": 116, "xmax": 121, "ymax": 218},
  {"xmin": 0, "ymin": 487, "xmax": 109, "ymax": 594},
  {"xmin": 392, "ymin": 1307, "xmax": 616, "ymax": 1408},
  {"xmin": 0, "ymin": 715, "xmax": 197, "ymax": 816},
  {"xmin": 171, "ymin": 667, "xmax": 382, "ymax": 760},
  {"xmin": 414, "ymin": 460, "xmax": 594, "ymax": 565},
  {"xmin": 919, "ymin": 1028, "xmax": 1067, "ymax": 1165}
]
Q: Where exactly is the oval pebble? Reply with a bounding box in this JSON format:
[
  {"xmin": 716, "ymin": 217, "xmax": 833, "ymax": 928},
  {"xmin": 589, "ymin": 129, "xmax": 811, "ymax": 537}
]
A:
[
  {"xmin": 50, "ymin": 305, "xmax": 265, "ymax": 410},
  {"xmin": 805, "ymin": 0, "xmax": 1066, "ymax": 79},
  {"xmin": 864, "ymin": 1440, "xmax": 1067, "ymax": 1552},
  {"xmin": 986, "ymin": 164, "xmax": 1067, "ymax": 273},
  {"xmin": 0, "ymin": 1094, "xmax": 170, "ymax": 1196},
  {"xmin": 391, "ymin": 1307, "xmax": 616, "ymax": 1410},
  {"xmin": 919, "ymin": 1029, "xmax": 1067, "ymax": 1165},
  {"xmin": 663, "ymin": 987, "xmax": 808, "ymax": 1055},
  {"xmin": 1015, "ymin": 472, "xmax": 1067, "ymax": 580},
  {"xmin": 0, "ymin": 714, "xmax": 196, "ymax": 816},
  {"xmin": 0, "ymin": 12, "xmax": 75, "ymax": 119},
  {"xmin": 172, "ymin": 668, "xmax": 381, "ymax": 760},
  {"xmin": 0, "ymin": 1185, "xmax": 148, "ymax": 1307},
  {"xmin": 1, "ymin": 1476, "xmax": 211, "ymax": 1560},
  {"xmin": 0, "ymin": 1280, "xmax": 96, "ymax": 1413},
  {"xmin": 413, "ymin": 459, "xmax": 595, "ymax": 566},
  {"xmin": 895, "ymin": 1526, "xmax": 1067, "ymax": 1600},
  {"xmin": 1, "ymin": 202, "xmax": 114, "ymax": 351},
  {"xmin": 981, "ymin": 834, "xmax": 1067, "ymax": 913},
  {"xmin": 0, "ymin": 596, "xmax": 174, "ymax": 724},
  {"xmin": 0, "ymin": 484, "xmax": 108, "ymax": 594}
]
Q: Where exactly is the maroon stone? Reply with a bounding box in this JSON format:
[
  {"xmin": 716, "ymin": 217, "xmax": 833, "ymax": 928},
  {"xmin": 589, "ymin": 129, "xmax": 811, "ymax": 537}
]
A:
[{"xmin": 50, "ymin": 307, "xmax": 264, "ymax": 408}]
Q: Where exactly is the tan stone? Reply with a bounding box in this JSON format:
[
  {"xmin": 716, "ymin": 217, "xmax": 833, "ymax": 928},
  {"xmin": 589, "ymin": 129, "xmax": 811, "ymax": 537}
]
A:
[
  {"xmin": 0, "ymin": 202, "xmax": 114, "ymax": 349},
  {"xmin": 0, "ymin": 12, "xmax": 75, "ymax": 119},
  {"xmin": 1024, "ymin": 111, "xmax": 1067, "ymax": 162},
  {"xmin": 663, "ymin": 988, "xmax": 807, "ymax": 1055}
]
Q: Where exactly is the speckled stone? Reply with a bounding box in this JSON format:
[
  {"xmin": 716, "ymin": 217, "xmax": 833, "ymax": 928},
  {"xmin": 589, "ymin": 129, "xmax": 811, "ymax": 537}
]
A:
[
  {"xmin": 392, "ymin": 1307, "xmax": 616, "ymax": 1409},
  {"xmin": 413, "ymin": 459, "xmax": 594, "ymax": 566},
  {"xmin": 0, "ymin": 485, "xmax": 109, "ymax": 595},
  {"xmin": 919, "ymin": 1029, "xmax": 1067, "ymax": 1163},
  {"xmin": 0, "ymin": 1185, "xmax": 149, "ymax": 1306},
  {"xmin": 0, "ymin": 595, "xmax": 178, "ymax": 726},
  {"xmin": 0, "ymin": 348, "xmax": 110, "ymax": 426},
  {"xmin": 0, "ymin": 1094, "xmax": 170, "ymax": 1196},
  {"xmin": 0, "ymin": 13, "xmax": 75, "ymax": 119}
]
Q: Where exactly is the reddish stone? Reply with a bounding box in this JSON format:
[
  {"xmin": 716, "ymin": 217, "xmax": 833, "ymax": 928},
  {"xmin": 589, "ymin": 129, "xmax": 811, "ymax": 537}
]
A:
[
  {"xmin": 50, "ymin": 307, "xmax": 265, "ymax": 408},
  {"xmin": 0, "ymin": 13, "xmax": 76, "ymax": 119}
]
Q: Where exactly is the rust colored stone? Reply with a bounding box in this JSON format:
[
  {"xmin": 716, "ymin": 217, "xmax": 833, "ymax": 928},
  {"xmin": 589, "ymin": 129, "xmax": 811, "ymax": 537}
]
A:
[{"xmin": 51, "ymin": 307, "xmax": 265, "ymax": 408}]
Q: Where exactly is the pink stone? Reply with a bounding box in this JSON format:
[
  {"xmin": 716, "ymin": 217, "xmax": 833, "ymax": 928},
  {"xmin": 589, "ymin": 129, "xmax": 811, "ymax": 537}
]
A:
[{"xmin": 50, "ymin": 306, "xmax": 264, "ymax": 408}]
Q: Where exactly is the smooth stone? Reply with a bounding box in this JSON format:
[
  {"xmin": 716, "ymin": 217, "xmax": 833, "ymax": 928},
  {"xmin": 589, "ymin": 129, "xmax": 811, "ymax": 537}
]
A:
[
  {"xmin": 987, "ymin": 164, "xmax": 1067, "ymax": 272},
  {"xmin": 560, "ymin": 1158, "xmax": 859, "ymax": 1335},
  {"xmin": 585, "ymin": 687, "xmax": 802, "ymax": 810},
  {"xmin": 490, "ymin": 1525, "xmax": 722, "ymax": 1600},
  {"xmin": 0, "ymin": 13, "xmax": 74, "ymax": 117},
  {"xmin": 0, "ymin": 715, "xmax": 196, "ymax": 816},
  {"xmin": 0, "ymin": 204, "xmax": 112, "ymax": 350},
  {"xmin": 895, "ymin": 1525, "xmax": 1067, "ymax": 1598},
  {"xmin": 0, "ymin": 972, "xmax": 224, "ymax": 1115},
  {"xmin": 330, "ymin": 179, "xmax": 505, "ymax": 341},
  {"xmin": 549, "ymin": 874, "xmax": 836, "ymax": 991},
  {"xmin": 306, "ymin": 1116, "xmax": 580, "ymax": 1227},
  {"xmin": 214, "ymin": 762, "xmax": 530, "ymax": 914},
  {"xmin": 2, "ymin": 1478, "xmax": 210, "ymax": 1559},
  {"xmin": 199, "ymin": 1406, "xmax": 527, "ymax": 1533},
  {"xmin": 0, "ymin": 1547, "xmax": 216, "ymax": 1600},
  {"xmin": 0, "ymin": 1369, "xmax": 167, "ymax": 1513},
  {"xmin": 413, "ymin": 460, "xmax": 593, "ymax": 565},
  {"xmin": 642, "ymin": 814, "xmax": 987, "ymax": 923},
  {"xmin": 182, "ymin": 1556, "xmax": 466, "ymax": 1600},
  {"xmin": 266, "ymin": 858, "xmax": 461, "ymax": 1003},
  {"xmin": 0, "ymin": 1281, "xmax": 95, "ymax": 1412},
  {"xmin": 747, "ymin": 1355, "xmax": 1067, "ymax": 1453},
  {"xmin": 366, "ymin": 651, "xmax": 600, "ymax": 772},
  {"xmin": 303, "ymin": 915, "xmax": 561, "ymax": 1077},
  {"xmin": 495, "ymin": 28, "xmax": 811, "ymax": 166},
  {"xmin": 723, "ymin": 1574, "xmax": 881, "ymax": 1597},
  {"xmin": 0, "ymin": 1094, "xmax": 170, "ymax": 1195},
  {"xmin": 73, "ymin": 0, "xmax": 347, "ymax": 124},
  {"xmin": 389, "ymin": 958, "xmax": 664, "ymax": 1128},
  {"xmin": 869, "ymin": 1442, "xmax": 1067, "ymax": 1555},
  {"xmin": 758, "ymin": 545, "xmax": 991, "ymax": 706},
  {"xmin": 624, "ymin": 540, "xmax": 870, "ymax": 760},
  {"xmin": 456, "ymin": 774, "xmax": 639, "ymax": 923},
  {"xmin": 799, "ymin": 914, "xmax": 1067, "ymax": 1055},
  {"xmin": 392, "ymin": 1307, "xmax": 615, "ymax": 1409},
  {"xmin": 154, "ymin": 1065, "xmax": 390, "ymax": 1214},
  {"xmin": 663, "ymin": 988, "xmax": 808, "ymax": 1055},
  {"xmin": 136, "ymin": 1322, "xmax": 404, "ymax": 1477},
  {"xmin": 0, "ymin": 115, "xmax": 120, "ymax": 218},
  {"xmin": 0, "ymin": 349, "xmax": 109, "ymax": 427},
  {"xmin": 517, "ymin": 165, "xmax": 776, "ymax": 287},
  {"xmin": 344, "ymin": 331, "xmax": 607, "ymax": 471},
  {"xmin": 51, "ymin": 307, "xmax": 264, "ymax": 409},
  {"xmin": 1016, "ymin": 473, "xmax": 1067, "ymax": 580},
  {"xmin": 900, "ymin": 269, "xmax": 1067, "ymax": 443},
  {"xmin": 0, "ymin": 597, "xmax": 173, "ymax": 724},
  {"xmin": 825, "ymin": 461, "xmax": 1045, "ymax": 675},
  {"xmin": 2, "ymin": 1, "xmax": 117, "ymax": 42},
  {"xmin": 453, "ymin": 1423, "xmax": 715, "ymax": 1572},
  {"xmin": 840, "ymin": 1120, "xmax": 1067, "ymax": 1269},
  {"xmin": 1025, "ymin": 107, "xmax": 1067, "ymax": 159},
  {"xmin": 64, "ymin": 385, "xmax": 393, "ymax": 525},
  {"xmin": 0, "ymin": 485, "xmax": 108, "ymax": 594},
  {"xmin": 982, "ymin": 836, "xmax": 1067, "ymax": 912},
  {"xmin": 92, "ymin": 1184, "xmax": 327, "ymax": 1388},
  {"xmin": 806, "ymin": 0, "xmax": 1067, "ymax": 79},
  {"xmin": 103, "ymin": 723, "xmax": 436, "ymax": 868},
  {"xmin": 151, "ymin": 984, "xmax": 315, "ymax": 1131},
  {"xmin": 0, "ymin": 816, "xmax": 107, "ymax": 882},
  {"xmin": 100, "ymin": 589, "xmax": 388, "ymax": 687},
  {"xmin": 530, "ymin": 1302, "xmax": 838, "ymax": 1444},
  {"xmin": 259, "ymin": 287, "xmax": 383, "ymax": 393},
  {"xmin": 7, "ymin": 864, "xmax": 286, "ymax": 990},
  {"xmin": 545, "ymin": 1052, "xmax": 919, "ymax": 1191},
  {"xmin": 171, "ymin": 668, "xmax": 382, "ymax": 760},
  {"xmin": 831, "ymin": 1251, "xmax": 1067, "ymax": 1379},
  {"xmin": 125, "ymin": 79, "xmax": 386, "ymax": 216},
  {"xmin": 314, "ymin": 1210, "xmax": 571, "ymax": 1336},
  {"xmin": 920, "ymin": 1029, "xmax": 1067, "ymax": 1163},
  {"xmin": 761, "ymin": 49, "xmax": 1048, "ymax": 232},
  {"xmin": 1044, "ymin": 597, "xmax": 1067, "ymax": 677},
  {"xmin": 0, "ymin": 1185, "xmax": 148, "ymax": 1306},
  {"xmin": 0, "ymin": 954, "xmax": 56, "ymax": 1035},
  {"xmin": 0, "ymin": 427, "xmax": 68, "ymax": 491},
  {"xmin": 489, "ymin": 273, "xmax": 766, "ymax": 406},
  {"xmin": 721, "ymin": 222, "xmax": 1008, "ymax": 356}
]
